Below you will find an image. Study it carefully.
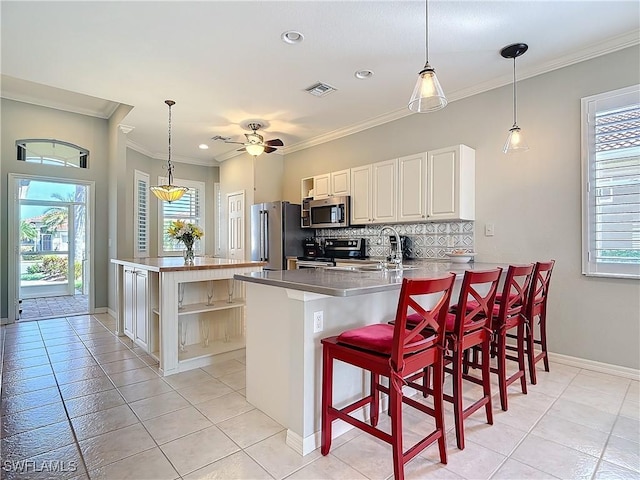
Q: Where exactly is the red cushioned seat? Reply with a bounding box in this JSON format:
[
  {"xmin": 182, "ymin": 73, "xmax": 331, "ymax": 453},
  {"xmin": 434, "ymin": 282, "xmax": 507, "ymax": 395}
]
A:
[
  {"xmin": 464, "ymin": 300, "xmax": 500, "ymax": 316},
  {"xmin": 408, "ymin": 312, "xmax": 457, "ymax": 332},
  {"xmin": 337, "ymin": 323, "xmax": 425, "ymax": 354}
]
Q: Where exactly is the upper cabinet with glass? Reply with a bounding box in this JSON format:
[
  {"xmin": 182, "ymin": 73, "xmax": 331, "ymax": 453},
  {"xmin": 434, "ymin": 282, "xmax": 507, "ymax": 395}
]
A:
[{"xmin": 16, "ymin": 139, "xmax": 89, "ymax": 168}]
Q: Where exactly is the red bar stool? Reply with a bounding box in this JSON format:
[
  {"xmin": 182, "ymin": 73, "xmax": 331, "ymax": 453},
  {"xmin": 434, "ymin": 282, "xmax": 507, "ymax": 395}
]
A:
[
  {"xmin": 467, "ymin": 264, "xmax": 534, "ymax": 411},
  {"xmin": 406, "ymin": 268, "xmax": 502, "ymax": 450},
  {"xmin": 320, "ymin": 275, "xmax": 456, "ymax": 480},
  {"xmin": 522, "ymin": 260, "xmax": 555, "ymax": 384}
]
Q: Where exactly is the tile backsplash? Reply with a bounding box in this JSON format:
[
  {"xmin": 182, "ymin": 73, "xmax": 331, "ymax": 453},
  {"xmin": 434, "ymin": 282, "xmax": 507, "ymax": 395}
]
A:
[{"xmin": 315, "ymin": 222, "xmax": 475, "ymax": 259}]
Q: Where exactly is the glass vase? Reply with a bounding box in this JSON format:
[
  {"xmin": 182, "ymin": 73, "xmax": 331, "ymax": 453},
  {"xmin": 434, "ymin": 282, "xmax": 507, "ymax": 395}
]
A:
[{"xmin": 183, "ymin": 245, "xmax": 195, "ymax": 265}]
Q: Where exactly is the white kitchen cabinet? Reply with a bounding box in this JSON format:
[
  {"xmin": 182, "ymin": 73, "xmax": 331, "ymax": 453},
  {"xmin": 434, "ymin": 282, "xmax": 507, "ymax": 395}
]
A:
[
  {"xmin": 350, "ymin": 164, "xmax": 373, "ymax": 224},
  {"xmin": 350, "ymin": 159, "xmax": 397, "ymax": 224},
  {"xmin": 313, "ymin": 174, "xmax": 331, "ymax": 198},
  {"xmin": 330, "ymin": 169, "xmax": 351, "ymax": 196},
  {"xmin": 427, "ymin": 144, "xmax": 475, "ymax": 221},
  {"xmin": 123, "ymin": 266, "xmax": 149, "ymax": 351},
  {"xmin": 397, "ymin": 152, "xmax": 427, "ymax": 222},
  {"xmin": 372, "ymin": 158, "xmax": 397, "ymax": 223}
]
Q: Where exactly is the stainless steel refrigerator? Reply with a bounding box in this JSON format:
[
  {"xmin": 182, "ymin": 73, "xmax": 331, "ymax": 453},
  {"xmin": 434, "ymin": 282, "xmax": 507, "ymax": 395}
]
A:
[{"xmin": 250, "ymin": 201, "xmax": 306, "ymax": 270}]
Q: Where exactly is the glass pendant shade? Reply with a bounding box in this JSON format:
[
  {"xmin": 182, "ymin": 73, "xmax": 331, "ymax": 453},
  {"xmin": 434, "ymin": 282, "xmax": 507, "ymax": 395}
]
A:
[
  {"xmin": 245, "ymin": 144, "xmax": 265, "ymax": 156},
  {"xmin": 501, "ymin": 43, "xmax": 529, "ymax": 154},
  {"xmin": 408, "ymin": 63, "xmax": 447, "ymax": 113},
  {"xmin": 150, "ymin": 184, "xmax": 188, "ymax": 202},
  {"xmin": 503, "ymin": 125, "xmax": 529, "ymax": 153}
]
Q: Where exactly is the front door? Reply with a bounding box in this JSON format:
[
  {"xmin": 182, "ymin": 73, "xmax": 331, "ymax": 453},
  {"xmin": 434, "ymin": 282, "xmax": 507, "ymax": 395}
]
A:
[
  {"xmin": 9, "ymin": 176, "xmax": 91, "ymax": 321},
  {"xmin": 227, "ymin": 191, "xmax": 245, "ymax": 260}
]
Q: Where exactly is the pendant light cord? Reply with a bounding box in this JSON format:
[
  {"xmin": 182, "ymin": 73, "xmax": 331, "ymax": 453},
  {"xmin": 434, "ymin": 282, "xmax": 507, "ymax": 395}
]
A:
[
  {"xmin": 166, "ymin": 100, "xmax": 174, "ymax": 185},
  {"xmin": 425, "ymin": 0, "xmax": 429, "ymax": 64},
  {"xmin": 512, "ymin": 57, "xmax": 517, "ymax": 127}
]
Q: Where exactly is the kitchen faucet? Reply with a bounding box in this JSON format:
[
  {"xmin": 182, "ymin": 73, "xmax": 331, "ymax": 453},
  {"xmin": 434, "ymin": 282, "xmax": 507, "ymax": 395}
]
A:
[{"xmin": 378, "ymin": 226, "xmax": 403, "ymax": 267}]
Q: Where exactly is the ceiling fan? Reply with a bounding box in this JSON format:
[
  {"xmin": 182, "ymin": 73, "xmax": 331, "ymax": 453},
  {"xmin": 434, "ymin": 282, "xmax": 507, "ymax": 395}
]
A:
[{"xmin": 214, "ymin": 122, "xmax": 284, "ymax": 156}]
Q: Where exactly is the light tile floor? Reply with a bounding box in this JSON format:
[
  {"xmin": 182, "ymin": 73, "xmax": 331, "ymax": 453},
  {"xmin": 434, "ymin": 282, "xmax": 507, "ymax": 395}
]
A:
[
  {"xmin": 1, "ymin": 314, "xmax": 638, "ymax": 479},
  {"xmin": 19, "ymin": 295, "xmax": 89, "ymax": 321}
]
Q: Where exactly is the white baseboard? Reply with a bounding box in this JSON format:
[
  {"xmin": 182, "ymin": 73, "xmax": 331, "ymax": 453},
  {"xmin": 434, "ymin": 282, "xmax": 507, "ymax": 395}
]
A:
[
  {"xmin": 0, "ymin": 317, "xmax": 10, "ymax": 326},
  {"xmin": 106, "ymin": 308, "xmax": 116, "ymax": 318},
  {"xmin": 549, "ymin": 351, "xmax": 639, "ymax": 380}
]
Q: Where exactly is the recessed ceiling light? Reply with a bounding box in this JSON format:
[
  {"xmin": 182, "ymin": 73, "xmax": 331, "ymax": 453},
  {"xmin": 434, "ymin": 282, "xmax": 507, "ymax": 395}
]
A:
[
  {"xmin": 281, "ymin": 30, "xmax": 304, "ymax": 44},
  {"xmin": 355, "ymin": 70, "xmax": 374, "ymax": 80},
  {"xmin": 198, "ymin": 144, "xmax": 209, "ymax": 150}
]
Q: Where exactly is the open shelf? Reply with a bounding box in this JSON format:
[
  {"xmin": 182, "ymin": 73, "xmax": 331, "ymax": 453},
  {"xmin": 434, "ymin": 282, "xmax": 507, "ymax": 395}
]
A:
[
  {"xmin": 178, "ymin": 335, "xmax": 245, "ymax": 363},
  {"xmin": 177, "ymin": 300, "xmax": 245, "ymax": 316}
]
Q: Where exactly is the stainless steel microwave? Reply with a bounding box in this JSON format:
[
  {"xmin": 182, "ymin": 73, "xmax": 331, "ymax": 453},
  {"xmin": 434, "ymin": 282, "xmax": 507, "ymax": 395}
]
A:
[{"xmin": 308, "ymin": 196, "xmax": 350, "ymax": 228}]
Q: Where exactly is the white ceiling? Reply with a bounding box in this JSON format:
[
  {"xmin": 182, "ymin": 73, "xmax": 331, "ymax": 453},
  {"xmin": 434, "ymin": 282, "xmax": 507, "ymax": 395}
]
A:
[{"xmin": 1, "ymin": 1, "xmax": 638, "ymax": 165}]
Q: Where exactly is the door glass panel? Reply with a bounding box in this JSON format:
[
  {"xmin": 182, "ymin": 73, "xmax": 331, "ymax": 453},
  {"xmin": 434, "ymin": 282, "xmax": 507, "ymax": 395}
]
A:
[{"xmin": 18, "ymin": 181, "xmax": 88, "ymax": 300}]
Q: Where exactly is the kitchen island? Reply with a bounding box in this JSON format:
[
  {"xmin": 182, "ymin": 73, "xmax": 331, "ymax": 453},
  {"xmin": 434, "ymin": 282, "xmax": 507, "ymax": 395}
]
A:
[
  {"xmin": 111, "ymin": 257, "xmax": 265, "ymax": 375},
  {"xmin": 235, "ymin": 261, "xmax": 504, "ymax": 455}
]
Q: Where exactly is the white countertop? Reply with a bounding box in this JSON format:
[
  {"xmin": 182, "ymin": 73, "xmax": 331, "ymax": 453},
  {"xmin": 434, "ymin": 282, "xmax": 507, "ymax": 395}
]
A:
[{"xmin": 235, "ymin": 261, "xmax": 506, "ymax": 297}]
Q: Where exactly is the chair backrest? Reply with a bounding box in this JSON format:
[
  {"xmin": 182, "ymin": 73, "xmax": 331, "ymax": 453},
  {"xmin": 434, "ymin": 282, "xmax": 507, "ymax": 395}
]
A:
[
  {"xmin": 390, "ymin": 274, "xmax": 456, "ymax": 366},
  {"xmin": 453, "ymin": 268, "xmax": 503, "ymax": 336},
  {"xmin": 495, "ymin": 264, "xmax": 535, "ymax": 325},
  {"xmin": 526, "ymin": 260, "xmax": 555, "ymax": 319}
]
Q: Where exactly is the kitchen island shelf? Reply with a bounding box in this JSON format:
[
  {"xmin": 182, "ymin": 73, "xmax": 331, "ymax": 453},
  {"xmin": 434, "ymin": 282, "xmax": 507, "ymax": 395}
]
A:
[
  {"xmin": 177, "ymin": 300, "xmax": 245, "ymax": 316},
  {"xmin": 112, "ymin": 256, "xmax": 265, "ymax": 376}
]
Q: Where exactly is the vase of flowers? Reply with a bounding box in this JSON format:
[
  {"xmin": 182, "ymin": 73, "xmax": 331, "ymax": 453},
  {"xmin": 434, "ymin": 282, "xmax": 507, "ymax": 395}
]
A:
[{"xmin": 167, "ymin": 220, "xmax": 204, "ymax": 265}]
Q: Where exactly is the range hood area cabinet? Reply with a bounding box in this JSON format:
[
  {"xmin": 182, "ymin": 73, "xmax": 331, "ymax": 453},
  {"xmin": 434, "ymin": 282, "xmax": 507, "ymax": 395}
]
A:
[
  {"xmin": 301, "ymin": 169, "xmax": 351, "ymax": 199},
  {"xmin": 348, "ymin": 144, "xmax": 475, "ymax": 225}
]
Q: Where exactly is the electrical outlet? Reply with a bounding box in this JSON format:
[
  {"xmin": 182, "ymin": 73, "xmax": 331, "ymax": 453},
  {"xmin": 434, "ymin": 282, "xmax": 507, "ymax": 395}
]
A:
[
  {"xmin": 313, "ymin": 311, "xmax": 324, "ymax": 333},
  {"xmin": 485, "ymin": 223, "xmax": 495, "ymax": 237}
]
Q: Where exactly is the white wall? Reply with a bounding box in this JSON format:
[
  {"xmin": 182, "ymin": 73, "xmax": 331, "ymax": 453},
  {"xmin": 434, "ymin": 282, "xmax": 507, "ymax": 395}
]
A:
[
  {"xmin": 282, "ymin": 46, "xmax": 640, "ymax": 369},
  {"xmin": 219, "ymin": 153, "xmax": 283, "ymax": 259}
]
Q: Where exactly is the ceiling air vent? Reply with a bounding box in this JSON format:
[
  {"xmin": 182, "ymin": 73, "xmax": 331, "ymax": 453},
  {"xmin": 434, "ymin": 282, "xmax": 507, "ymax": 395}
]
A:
[{"xmin": 305, "ymin": 82, "xmax": 337, "ymax": 97}]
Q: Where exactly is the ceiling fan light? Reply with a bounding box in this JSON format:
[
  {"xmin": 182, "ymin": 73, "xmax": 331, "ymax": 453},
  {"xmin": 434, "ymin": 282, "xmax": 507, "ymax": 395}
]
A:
[
  {"xmin": 150, "ymin": 184, "xmax": 189, "ymax": 202},
  {"xmin": 408, "ymin": 64, "xmax": 447, "ymax": 113},
  {"xmin": 503, "ymin": 125, "xmax": 529, "ymax": 154},
  {"xmin": 246, "ymin": 144, "xmax": 265, "ymax": 156}
]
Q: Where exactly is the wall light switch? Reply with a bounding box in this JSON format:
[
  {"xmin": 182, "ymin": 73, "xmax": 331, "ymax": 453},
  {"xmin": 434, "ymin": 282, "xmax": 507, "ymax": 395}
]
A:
[{"xmin": 485, "ymin": 224, "xmax": 495, "ymax": 237}]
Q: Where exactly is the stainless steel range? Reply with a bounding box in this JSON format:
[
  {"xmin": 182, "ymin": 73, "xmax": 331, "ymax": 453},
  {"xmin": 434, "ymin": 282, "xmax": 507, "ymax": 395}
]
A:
[{"xmin": 296, "ymin": 238, "xmax": 367, "ymax": 268}]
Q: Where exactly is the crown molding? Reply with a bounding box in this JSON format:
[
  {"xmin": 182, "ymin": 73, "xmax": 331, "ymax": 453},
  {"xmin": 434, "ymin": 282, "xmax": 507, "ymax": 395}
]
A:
[
  {"xmin": 284, "ymin": 30, "xmax": 640, "ymax": 155},
  {"xmin": 126, "ymin": 139, "xmax": 219, "ymax": 167},
  {"xmin": 1, "ymin": 91, "xmax": 117, "ymax": 119},
  {"xmin": 118, "ymin": 124, "xmax": 135, "ymax": 134}
]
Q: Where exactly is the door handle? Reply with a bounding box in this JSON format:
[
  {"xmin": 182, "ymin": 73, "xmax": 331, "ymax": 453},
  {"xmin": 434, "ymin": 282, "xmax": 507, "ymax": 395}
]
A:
[{"xmin": 263, "ymin": 210, "xmax": 269, "ymax": 261}]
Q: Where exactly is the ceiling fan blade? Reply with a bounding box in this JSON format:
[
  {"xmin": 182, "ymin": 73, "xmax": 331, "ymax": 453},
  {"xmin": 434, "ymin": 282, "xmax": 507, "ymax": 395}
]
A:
[
  {"xmin": 263, "ymin": 146, "xmax": 277, "ymax": 154},
  {"xmin": 223, "ymin": 140, "xmax": 245, "ymax": 145},
  {"xmin": 264, "ymin": 139, "xmax": 284, "ymax": 147},
  {"xmin": 237, "ymin": 147, "xmax": 247, "ymax": 152}
]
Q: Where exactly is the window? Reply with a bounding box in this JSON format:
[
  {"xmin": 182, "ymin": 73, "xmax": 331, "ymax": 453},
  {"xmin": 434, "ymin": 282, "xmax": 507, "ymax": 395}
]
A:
[
  {"xmin": 582, "ymin": 85, "xmax": 640, "ymax": 278},
  {"xmin": 16, "ymin": 139, "xmax": 88, "ymax": 168},
  {"xmin": 157, "ymin": 178, "xmax": 205, "ymax": 256},
  {"xmin": 134, "ymin": 170, "xmax": 149, "ymax": 258}
]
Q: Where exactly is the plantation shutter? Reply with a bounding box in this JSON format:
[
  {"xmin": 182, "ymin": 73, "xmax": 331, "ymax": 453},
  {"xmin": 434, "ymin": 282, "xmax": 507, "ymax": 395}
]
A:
[
  {"xmin": 582, "ymin": 85, "xmax": 640, "ymax": 278},
  {"xmin": 134, "ymin": 170, "xmax": 149, "ymax": 258},
  {"xmin": 158, "ymin": 178, "xmax": 205, "ymax": 254}
]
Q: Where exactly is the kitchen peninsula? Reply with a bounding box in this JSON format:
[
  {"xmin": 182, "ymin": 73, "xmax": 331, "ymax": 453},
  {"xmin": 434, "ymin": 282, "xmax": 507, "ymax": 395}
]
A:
[
  {"xmin": 111, "ymin": 257, "xmax": 265, "ymax": 376},
  {"xmin": 235, "ymin": 261, "xmax": 504, "ymax": 456}
]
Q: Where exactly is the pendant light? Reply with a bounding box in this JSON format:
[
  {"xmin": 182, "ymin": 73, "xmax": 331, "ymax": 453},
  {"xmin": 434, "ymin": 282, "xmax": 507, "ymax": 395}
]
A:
[
  {"xmin": 408, "ymin": 0, "xmax": 447, "ymax": 113},
  {"xmin": 150, "ymin": 100, "xmax": 189, "ymax": 202},
  {"xmin": 501, "ymin": 43, "xmax": 529, "ymax": 153}
]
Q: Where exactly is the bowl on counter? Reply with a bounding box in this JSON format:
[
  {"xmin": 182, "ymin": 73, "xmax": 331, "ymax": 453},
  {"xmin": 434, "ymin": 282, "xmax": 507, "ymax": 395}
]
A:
[{"xmin": 446, "ymin": 252, "xmax": 476, "ymax": 263}]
